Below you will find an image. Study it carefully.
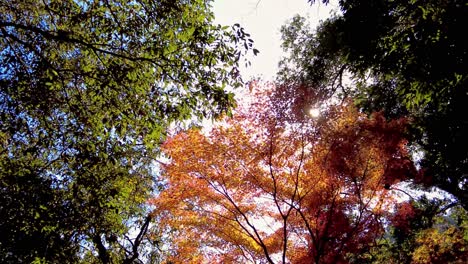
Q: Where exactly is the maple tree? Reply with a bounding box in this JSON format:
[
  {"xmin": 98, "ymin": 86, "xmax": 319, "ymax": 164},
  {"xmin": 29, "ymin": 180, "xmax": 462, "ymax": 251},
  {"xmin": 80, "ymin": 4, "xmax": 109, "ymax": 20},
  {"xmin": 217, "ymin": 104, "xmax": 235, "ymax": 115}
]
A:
[{"xmin": 152, "ymin": 85, "xmax": 414, "ymax": 263}]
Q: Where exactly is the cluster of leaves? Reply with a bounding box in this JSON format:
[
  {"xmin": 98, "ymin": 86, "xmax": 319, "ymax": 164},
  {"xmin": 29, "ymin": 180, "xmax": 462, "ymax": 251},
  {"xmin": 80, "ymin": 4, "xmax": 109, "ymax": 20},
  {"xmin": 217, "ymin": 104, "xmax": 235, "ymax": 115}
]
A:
[
  {"xmin": 0, "ymin": 0, "xmax": 254, "ymax": 262},
  {"xmin": 153, "ymin": 84, "xmax": 416, "ymax": 263},
  {"xmin": 280, "ymin": 0, "xmax": 468, "ymax": 209},
  {"xmin": 368, "ymin": 198, "xmax": 468, "ymax": 263}
]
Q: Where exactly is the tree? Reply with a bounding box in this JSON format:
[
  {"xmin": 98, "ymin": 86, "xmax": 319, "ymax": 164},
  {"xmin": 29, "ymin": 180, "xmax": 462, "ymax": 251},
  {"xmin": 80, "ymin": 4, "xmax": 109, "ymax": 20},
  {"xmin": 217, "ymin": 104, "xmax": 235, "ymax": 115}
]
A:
[
  {"xmin": 369, "ymin": 198, "xmax": 468, "ymax": 263},
  {"xmin": 0, "ymin": 0, "xmax": 254, "ymax": 262},
  {"xmin": 279, "ymin": 0, "xmax": 468, "ymax": 209},
  {"xmin": 152, "ymin": 85, "xmax": 414, "ymax": 263}
]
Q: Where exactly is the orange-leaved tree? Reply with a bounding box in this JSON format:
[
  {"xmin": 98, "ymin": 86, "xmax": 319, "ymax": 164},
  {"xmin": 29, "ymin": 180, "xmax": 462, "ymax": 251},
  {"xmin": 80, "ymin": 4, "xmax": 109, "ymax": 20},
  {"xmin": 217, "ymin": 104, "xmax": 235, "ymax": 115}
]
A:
[{"xmin": 151, "ymin": 85, "xmax": 414, "ymax": 263}]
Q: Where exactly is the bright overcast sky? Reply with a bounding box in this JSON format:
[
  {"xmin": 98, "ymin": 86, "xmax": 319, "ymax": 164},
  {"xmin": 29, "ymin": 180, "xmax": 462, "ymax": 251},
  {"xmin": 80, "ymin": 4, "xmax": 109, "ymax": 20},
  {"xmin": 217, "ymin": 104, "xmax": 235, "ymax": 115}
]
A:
[{"xmin": 212, "ymin": 0, "xmax": 338, "ymax": 81}]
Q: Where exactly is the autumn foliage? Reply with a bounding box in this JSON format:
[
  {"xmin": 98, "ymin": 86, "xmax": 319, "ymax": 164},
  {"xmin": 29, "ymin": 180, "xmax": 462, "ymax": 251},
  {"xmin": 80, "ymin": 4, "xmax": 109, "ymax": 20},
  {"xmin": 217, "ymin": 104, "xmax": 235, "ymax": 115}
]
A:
[{"xmin": 151, "ymin": 85, "xmax": 414, "ymax": 263}]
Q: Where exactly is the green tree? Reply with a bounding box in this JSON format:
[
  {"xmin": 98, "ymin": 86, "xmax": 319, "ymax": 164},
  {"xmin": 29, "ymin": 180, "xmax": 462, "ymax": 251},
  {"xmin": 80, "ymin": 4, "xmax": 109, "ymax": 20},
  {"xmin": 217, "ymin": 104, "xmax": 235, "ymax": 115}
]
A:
[
  {"xmin": 279, "ymin": 0, "xmax": 468, "ymax": 209},
  {"xmin": 0, "ymin": 0, "xmax": 253, "ymax": 262}
]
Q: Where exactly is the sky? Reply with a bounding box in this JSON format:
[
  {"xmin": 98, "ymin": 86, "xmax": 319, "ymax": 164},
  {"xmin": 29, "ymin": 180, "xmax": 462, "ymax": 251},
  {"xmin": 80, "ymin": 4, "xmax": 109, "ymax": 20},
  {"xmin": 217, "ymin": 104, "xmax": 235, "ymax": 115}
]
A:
[{"xmin": 212, "ymin": 0, "xmax": 338, "ymax": 81}]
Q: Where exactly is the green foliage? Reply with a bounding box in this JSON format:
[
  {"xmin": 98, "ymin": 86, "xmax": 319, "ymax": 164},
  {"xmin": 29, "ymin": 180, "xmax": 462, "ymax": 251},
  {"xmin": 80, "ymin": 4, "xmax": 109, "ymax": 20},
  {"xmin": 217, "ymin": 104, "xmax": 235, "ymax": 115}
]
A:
[
  {"xmin": 279, "ymin": 0, "xmax": 468, "ymax": 209},
  {"xmin": 0, "ymin": 0, "xmax": 254, "ymax": 262}
]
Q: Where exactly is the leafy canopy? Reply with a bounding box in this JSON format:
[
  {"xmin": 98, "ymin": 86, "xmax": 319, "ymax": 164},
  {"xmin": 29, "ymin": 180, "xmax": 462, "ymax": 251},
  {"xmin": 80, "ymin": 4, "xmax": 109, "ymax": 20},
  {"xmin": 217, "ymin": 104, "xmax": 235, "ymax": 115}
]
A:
[
  {"xmin": 280, "ymin": 0, "xmax": 468, "ymax": 209},
  {"xmin": 370, "ymin": 198, "xmax": 468, "ymax": 263},
  {"xmin": 153, "ymin": 85, "xmax": 414, "ymax": 264},
  {"xmin": 0, "ymin": 0, "xmax": 254, "ymax": 262}
]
